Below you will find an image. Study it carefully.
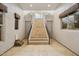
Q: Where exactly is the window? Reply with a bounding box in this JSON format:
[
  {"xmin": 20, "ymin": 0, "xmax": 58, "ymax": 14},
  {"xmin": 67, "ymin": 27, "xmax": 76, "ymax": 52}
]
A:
[
  {"xmin": 0, "ymin": 26, "xmax": 2, "ymax": 40},
  {"xmin": 34, "ymin": 13, "xmax": 44, "ymax": 19},
  {"xmin": 0, "ymin": 12, "xmax": 3, "ymax": 40},
  {"xmin": 62, "ymin": 15, "xmax": 75, "ymax": 29},
  {"xmin": 61, "ymin": 11, "xmax": 79, "ymax": 30},
  {"xmin": 14, "ymin": 13, "xmax": 20, "ymax": 30},
  {"xmin": 74, "ymin": 12, "xmax": 79, "ymax": 29},
  {"xmin": 0, "ymin": 14, "xmax": 3, "ymax": 24},
  {"xmin": 15, "ymin": 19, "xmax": 19, "ymax": 29}
]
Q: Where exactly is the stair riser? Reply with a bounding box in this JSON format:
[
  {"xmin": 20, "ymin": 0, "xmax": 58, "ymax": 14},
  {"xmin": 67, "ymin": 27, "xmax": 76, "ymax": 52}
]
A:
[
  {"xmin": 29, "ymin": 39, "xmax": 49, "ymax": 41},
  {"xmin": 29, "ymin": 42, "xmax": 49, "ymax": 44},
  {"xmin": 29, "ymin": 41, "xmax": 49, "ymax": 44},
  {"xmin": 29, "ymin": 43, "xmax": 49, "ymax": 45}
]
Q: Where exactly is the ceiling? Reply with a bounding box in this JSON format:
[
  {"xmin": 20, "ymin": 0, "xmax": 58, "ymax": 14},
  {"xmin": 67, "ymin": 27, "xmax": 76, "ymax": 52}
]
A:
[{"xmin": 17, "ymin": 3, "xmax": 64, "ymax": 10}]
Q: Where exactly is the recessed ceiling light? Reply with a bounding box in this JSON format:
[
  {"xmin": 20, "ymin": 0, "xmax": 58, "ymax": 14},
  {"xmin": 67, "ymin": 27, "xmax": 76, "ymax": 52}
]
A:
[
  {"xmin": 48, "ymin": 4, "xmax": 51, "ymax": 7},
  {"xmin": 30, "ymin": 4, "xmax": 32, "ymax": 7}
]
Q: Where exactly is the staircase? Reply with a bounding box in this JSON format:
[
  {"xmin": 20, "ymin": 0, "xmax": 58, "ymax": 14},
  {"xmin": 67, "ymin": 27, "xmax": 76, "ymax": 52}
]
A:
[{"xmin": 28, "ymin": 20, "xmax": 49, "ymax": 44}]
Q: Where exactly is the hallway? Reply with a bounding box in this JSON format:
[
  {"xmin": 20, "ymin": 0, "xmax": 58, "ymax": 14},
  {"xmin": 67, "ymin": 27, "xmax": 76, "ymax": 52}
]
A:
[
  {"xmin": 2, "ymin": 39, "xmax": 76, "ymax": 56},
  {"xmin": 0, "ymin": 3, "xmax": 79, "ymax": 56}
]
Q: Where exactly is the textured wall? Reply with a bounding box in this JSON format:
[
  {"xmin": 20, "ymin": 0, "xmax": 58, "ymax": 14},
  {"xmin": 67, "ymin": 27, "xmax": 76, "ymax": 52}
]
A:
[
  {"xmin": 0, "ymin": 3, "xmax": 25, "ymax": 55},
  {"xmin": 53, "ymin": 3, "xmax": 79, "ymax": 55}
]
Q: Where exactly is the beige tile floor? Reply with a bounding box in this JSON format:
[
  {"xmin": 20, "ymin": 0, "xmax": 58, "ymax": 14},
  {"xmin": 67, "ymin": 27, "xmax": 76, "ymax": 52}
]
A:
[{"xmin": 2, "ymin": 39, "xmax": 76, "ymax": 56}]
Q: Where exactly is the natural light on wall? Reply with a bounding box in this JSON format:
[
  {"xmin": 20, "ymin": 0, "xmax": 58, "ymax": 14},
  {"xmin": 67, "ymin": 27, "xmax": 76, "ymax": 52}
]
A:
[{"xmin": 34, "ymin": 13, "xmax": 44, "ymax": 19}]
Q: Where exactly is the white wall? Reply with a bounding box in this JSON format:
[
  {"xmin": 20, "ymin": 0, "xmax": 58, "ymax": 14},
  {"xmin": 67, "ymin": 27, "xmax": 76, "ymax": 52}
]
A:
[
  {"xmin": 1, "ymin": 3, "xmax": 79, "ymax": 55},
  {"xmin": 0, "ymin": 3, "xmax": 25, "ymax": 55},
  {"xmin": 53, "ymin": 3, "xmax": 79, "ymax": 55}
]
